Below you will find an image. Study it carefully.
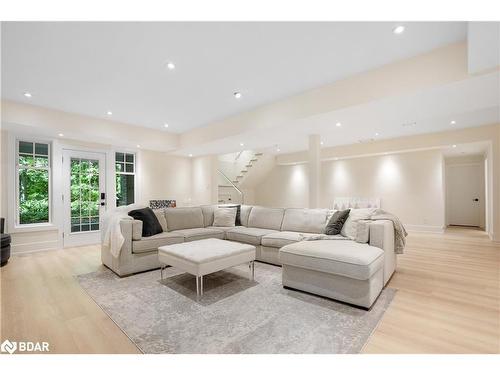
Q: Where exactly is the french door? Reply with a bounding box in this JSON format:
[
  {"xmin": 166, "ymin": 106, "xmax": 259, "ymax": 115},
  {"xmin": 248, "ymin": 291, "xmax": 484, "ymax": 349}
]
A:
[{"xmin": 62, "ymin": 150, "xmax": 106, "ymax": 247}]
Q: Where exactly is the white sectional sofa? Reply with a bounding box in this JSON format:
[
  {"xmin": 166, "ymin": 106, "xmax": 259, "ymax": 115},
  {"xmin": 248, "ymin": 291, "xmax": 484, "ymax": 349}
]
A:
[{"xmin": 101, "ymin": 205, "xmax": 397, "ymax": 308}]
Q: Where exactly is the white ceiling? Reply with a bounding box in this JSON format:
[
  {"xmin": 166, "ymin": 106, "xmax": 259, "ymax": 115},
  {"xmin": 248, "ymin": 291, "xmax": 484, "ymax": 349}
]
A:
[
  {"xmin": 1, "ymin": 22, "xmax": 467, "ymax": 133},
  {"xmin": 177, "ymin": 71, "xmax": 499, "ymax": 156}
]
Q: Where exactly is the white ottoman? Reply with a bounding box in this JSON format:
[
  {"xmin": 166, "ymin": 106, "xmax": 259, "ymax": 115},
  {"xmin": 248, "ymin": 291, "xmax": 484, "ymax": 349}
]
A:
[{"xmin": 158, "ymin": 238, "xmax": 256, "ymax": 296}]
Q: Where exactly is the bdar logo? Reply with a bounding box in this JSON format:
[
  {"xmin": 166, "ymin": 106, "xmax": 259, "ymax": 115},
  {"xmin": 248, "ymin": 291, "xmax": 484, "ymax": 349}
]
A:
[{"xmin": 1, "ymin": 339, "xmax": 17, "ymax": 354}]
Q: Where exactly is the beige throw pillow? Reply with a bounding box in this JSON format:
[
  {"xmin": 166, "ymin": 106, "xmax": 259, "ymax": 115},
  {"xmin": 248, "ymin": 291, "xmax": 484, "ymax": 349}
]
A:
[
  {"xmin": 153, "ymin": 209, "xmax": 168, "ymax": 232},
  {"xmin": 341, "ymin": 208, "xmax": 376, "ymax": 239},
  {"xmin": 213, "ymin": 207, "xmax": 237, "ymax": 227},
  {"xmin": 355, "ymin": 220, "xmax": 371, "ymax": 243}
]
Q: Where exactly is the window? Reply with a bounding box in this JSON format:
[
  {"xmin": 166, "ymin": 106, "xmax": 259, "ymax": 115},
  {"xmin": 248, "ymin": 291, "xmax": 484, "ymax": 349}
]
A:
[
  {"xmin": 16, "ymin": 140, "xmax": 51, "ymax": 225},
  {"xmin": 115, "ymin": 152, "xmax": 135, "ymax": 206}
]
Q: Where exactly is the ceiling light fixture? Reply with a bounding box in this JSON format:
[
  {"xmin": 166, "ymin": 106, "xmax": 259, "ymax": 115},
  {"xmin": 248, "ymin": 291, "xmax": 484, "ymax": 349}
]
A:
[
  {"xmin": 23, "ymin": 92, "xmax": 32, "ymax": 98},
  {"xmin": 240, "ymin": 143, "xmax": 244, "ymax": 147},
  {"xmin": 58, "ymin": 133, "xmax": 64, "ymax": 137},
  {"xmin": 166, "ymin": 62, "xmax": 175, "ymax": 70},
  {"xmin": 277, "ymin": 148, "xmax": 281, "ymax": 152},
  {"xmin": 393, "ymin": 25, "xmax": 405, "ymax": 35},
  {"xmin": 450, "ymin": 120, "xmax": 456, "ymax": 125},
  {"xmin": 234, "ymin": 92, "xmax": 242, "ymax": 99},
  {"xmin": 452, "ymin": 144, "xmax": 457, "ymax": 148},
  {"xmin": 320, "ymin": 141, "xmax": 324, "ymax": 146},
  {"xmin": 136, "ymin": 145, "xmax": 141, "ymax": 148},
  {"xmin": 188, "ymin": 154, "xmax": 193, "ymax": 157},
  {"xmin": 375, "ymin": 132, "xmax": 379, "ymax": 136},
  {"xmin": 336, "ymin": 122, "xmax": 342, "ymax": 127},
  {"xmin": 107, "ymin": 111, "xmax": 113, "ymax": 116},
  {"xmin": 164, "ymin": 123, "xmax": 169, "ymax": 128}
]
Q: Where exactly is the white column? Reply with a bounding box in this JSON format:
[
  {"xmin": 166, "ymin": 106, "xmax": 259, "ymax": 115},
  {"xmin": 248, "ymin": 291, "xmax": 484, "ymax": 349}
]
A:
[{"xmin": 308, "ymin": 134, "xmax": 321, "ymax": 208}]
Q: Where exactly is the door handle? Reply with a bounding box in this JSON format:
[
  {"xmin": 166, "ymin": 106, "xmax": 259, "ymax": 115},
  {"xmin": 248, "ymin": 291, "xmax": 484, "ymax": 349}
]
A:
[
  {"xmin": 100, "ymin": 192, "xmax": 106, "ymax": 206},
  {"xmin": 473, "ymin": 198, "xmax": 479, "ymax": 202}
]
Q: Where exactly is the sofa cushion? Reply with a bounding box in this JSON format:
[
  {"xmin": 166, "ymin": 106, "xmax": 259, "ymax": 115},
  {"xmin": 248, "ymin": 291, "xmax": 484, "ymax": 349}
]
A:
[
  {"xmin": 219, "ymin": 204, "xmax": 241, "ymax": 226},
  {"xmin": 128, "ymin": 207, "xmax": 163, "ymax": 237},
  {"xmin": 261, "ymin": 231, "xmax": 316, "ymax": 248},
  {"xmin": 132, "ymin": 232, "xmax": 184, "ymax": 254},
  {"xmin": 240, "ymin": 205, "xmax": 253, "ymax": 227},
  {"xmin": 165, "ymin": 207, "xmax": 204, "ymax": 231},
  {"xmin": 281, "ymin": 208, "xmax": 329, "ymax": 234},
  {"xmin": 170, "ymin": 227, "xmax": 225, "ymax": 242},
  {"xmin": 279, "ymin": 240, "xmax": 384, "ymax": 280},
  {"xmin": 226, "ymin": 227, "xmax": 278, "ymax": 246},
  {"xmin": 247, "ymin": 206, "xmax": 284, "ymax": 231},
  {"xmin": 341, "ymin": 208, "xmax": 376, "ymax": 239},
  {"xmin": 200, "ymin": 205, "xmax": 217, "ymax": 227},
  {"xmin": 213, "ymin": 207, "xmax": 237, "ymax": 227}
]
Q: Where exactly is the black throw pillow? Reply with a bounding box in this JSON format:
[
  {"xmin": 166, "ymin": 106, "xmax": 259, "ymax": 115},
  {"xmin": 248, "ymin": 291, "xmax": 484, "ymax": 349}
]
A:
[
  {"xmin": 219, "ymin": 204, "xmax": 241, "ymax": 226},
  {"xmin": 128, "ymin": 207, "xmax": 163, "ymax": 237},
  {"xmin": 325, "ymin": 209, "xmax": 351, "ymax": 235}
]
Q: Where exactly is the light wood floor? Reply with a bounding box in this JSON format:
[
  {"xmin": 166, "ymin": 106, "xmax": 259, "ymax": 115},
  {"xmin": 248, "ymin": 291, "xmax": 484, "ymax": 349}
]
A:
[{"xmin": 1, "ymin": 227, "xmax": 499, "ymax": 354}]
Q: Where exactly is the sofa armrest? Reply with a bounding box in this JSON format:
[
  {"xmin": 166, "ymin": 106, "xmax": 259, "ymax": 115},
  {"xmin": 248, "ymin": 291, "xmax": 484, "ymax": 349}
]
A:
[
  {"xmin": 369, "ymin": 220, "xmax": 396, "ymax": 285},
  {"xmin": 101, "ymin": 219, "xmax": 137, "ymax": 276}
]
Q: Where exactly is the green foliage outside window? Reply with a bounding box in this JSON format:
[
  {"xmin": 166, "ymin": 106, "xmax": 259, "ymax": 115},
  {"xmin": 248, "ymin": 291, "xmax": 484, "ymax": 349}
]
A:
[
  {"xmin": 18, "ymin": 141, "xmax": 50, "ymax": 225},
  {"xmin": 116, "ymin": 152, "xmax": 135, "ymax": 206}
]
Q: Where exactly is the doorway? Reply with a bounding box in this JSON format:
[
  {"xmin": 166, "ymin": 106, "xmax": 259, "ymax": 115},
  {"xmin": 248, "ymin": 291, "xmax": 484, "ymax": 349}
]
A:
[
  {"xmin": 62, "ymin": 149, "xmax": 106, "ymax": 247},
  {"xmin": 446, "ymin": 158, "xmax": 485, "ymax": 228}
]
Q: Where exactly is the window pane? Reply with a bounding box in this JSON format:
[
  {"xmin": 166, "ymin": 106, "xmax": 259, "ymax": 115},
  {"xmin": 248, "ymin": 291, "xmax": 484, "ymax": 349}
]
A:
[
  {"xmin": 19, "ymin": 155, "xmax": 34, "ymax": 167},
  {"xmin": 116, "ymin": 174, "xmax": 135, "ymax": 206},
  {"xmin": 115, "ymin": 162, "xmax": 124, "ymax": 172},
  {"xmin": 125, "ymin": 153, "xmax": 134, "ymax": 163},
  {"xmin": 125, "ymin": 163, "xmax": 134, "ymax": 173},
  {"xmin": 19, "ymin": 168, "xmax": 49, "ymax": 224},
  {"xmin": 115, "ymin": 152, "xmax": 124, "ymax": 162},
  {"xmin": 19, "ymin": 141, "xmax": 33, "ymax": 154},
  {"xmin": 71, "ymin": 159, "xmax": 81, "ymax": 174},
  {"xmin": 35, "ymin": 156, "xmax": 49, "ymax": 168},
  {"xmin": 35, "ymin": 143, "xmax": 49, "ymax": 156}
]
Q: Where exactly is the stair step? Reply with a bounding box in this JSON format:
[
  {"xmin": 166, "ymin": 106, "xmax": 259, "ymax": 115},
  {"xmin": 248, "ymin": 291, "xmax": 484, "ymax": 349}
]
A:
[
  {"xmin": 245, "ymin": 164, "xmax": 252, "ymax": 168},
  {"xmin": 254, "ymin": 153, "xmax": 263, "ymax": 156},
  {"xmin": 237, "ymin": 175, "xmax": 243, "ymax": 179},
  {"xmin": 250, "ymin": 158, "xmax": 258, "ymax": 162},
  {"xmin": 241, "ymin": 170, "xmax": 248, "ymax": 173}
]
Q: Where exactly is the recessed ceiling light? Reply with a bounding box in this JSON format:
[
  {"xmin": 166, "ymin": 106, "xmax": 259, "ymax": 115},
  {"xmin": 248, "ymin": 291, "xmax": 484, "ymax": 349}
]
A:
[
  {"xmin": 375, "ymin": 132, "xmax": 379, "ymax": 136},
  {"xmin": 240, "ymin": 143, "xmax": 244, "ymax": 147},
  {"xmin": 23, "ymin": 92, "xmax": 32, "ymax": 98},
  {"xmin": 320, "ymin": 141, "xmax": 324, "ymax": 145},
  {"xmin": 164, "ymin": 123, "xmax": 169, "ymax": 128},
  {"xmin": 58, "ymin": 133, "xmax": 64, "ymax": 137},
  {"xmin": 393, "ymin": 25, "xmax": 405, "ymax": 35},
  {"xmin": 452, "ymin": 144, "xmax": 457, "ymax": 148},
  {"xmin": 188, "ymin": 153, "xmax": 193, "ymax": 157},
  {"xmin": 136, "ymin": 145, "xmax": 141, "ymax": 148},
  {"xmin": 234, "ymin": 92, "xmax": 242, "ymax": 99},
  {"xmin": 166, "ymin": 62, "xmax": 175, "ymax": 70},
  {"xmin": 450, "ymin": 120, "xmax": 456, "ymax": 125},
  {"xmin": 336, "ymin": 122, "xmax": 342, "ymax": 127},
  {"xmin": 107, "ymin": 111, "xmax": 113, "ymax": 116}
]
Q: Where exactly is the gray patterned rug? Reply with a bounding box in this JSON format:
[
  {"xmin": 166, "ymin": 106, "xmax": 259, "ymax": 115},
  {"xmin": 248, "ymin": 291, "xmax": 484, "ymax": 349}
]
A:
[{"xmin": 77, "ymin": 262, "xmax": 395, "ymax": 354}]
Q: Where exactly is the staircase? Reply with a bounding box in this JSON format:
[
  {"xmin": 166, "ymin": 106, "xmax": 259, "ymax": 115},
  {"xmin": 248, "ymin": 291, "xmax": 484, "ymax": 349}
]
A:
[{"xmin": 217, "ymin": 151, "xmax": 265, "ymax": 204}]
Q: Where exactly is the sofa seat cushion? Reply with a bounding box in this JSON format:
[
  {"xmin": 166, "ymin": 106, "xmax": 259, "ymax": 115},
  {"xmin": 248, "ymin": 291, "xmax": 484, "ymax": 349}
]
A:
[
  {"xmin": 132, "ymin": 232, "xmax": 184, "ymax": 254},
  {"xmin": 226, "ymin": 227, "xmax": 278, "ymax": 246},
  {"xmin": 261, "ymin": 231, "xmax": 316, "ymax": 248},
  {"xmin": 279, "ymin": 240, "xmax": 384, "ymax": 280},
  {"xmin": 170, "ymin": 227, "xmax": 225, "ymax": 242}
]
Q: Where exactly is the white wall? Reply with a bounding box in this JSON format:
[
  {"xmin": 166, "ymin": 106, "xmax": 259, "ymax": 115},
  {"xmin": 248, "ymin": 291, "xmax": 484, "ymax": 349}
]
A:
[{"xmin": 255, "ymin": 149, "xmax": 446, "ymax": 231}]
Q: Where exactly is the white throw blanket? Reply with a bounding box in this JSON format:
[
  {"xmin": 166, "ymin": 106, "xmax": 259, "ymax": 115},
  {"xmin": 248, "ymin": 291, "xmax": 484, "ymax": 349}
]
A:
[{"xmin": 102, "ymin": 204, "xmax": 144, "ymax": 258}]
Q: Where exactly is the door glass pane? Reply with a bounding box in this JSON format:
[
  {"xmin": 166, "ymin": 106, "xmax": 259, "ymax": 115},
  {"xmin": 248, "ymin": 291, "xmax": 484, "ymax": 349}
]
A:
[{"xmin": 70, "ymin": 157, "xmax": 100, "ymax": 233}]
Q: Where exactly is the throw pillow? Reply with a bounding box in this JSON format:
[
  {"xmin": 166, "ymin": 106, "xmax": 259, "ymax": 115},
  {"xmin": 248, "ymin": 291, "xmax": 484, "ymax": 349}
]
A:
[
  {"xmin": 341, "ymin": 208, "xmax": 376, "ymax": 239},
  {"xmin": 219, "ymin": 204, "xmax": 241, "ymax": 225},
  {"xmin": 324, "ymin": 209, "xmax": 350, "ymax": 235},
  {"xmin": 355, "ymin": 220, "xmax": 371, "ymax": 243},
  {"xmin": 128, "ymin": 207, "xmax": 163, "ymax": 237},
  {"xmin": 213, "ymin": 207, "xmax": 237, "ymax": 227},
  {"xmin": 153, "ymin": 209, "xmax": 168, "ymax": 232}
]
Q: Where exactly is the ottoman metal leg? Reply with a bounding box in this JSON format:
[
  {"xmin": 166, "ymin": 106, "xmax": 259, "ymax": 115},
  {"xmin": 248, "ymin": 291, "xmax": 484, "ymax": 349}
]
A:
[
  {"xmin": 200, "ymin": 275, "xmax": 203, "ymax": 296},
  {"xmin": 195, "ymin": 275, "xmax": 204, "ymax": 297},
  {"xmin": 160, "ymin": 265, "xmax": 166, "ymax": 280}
]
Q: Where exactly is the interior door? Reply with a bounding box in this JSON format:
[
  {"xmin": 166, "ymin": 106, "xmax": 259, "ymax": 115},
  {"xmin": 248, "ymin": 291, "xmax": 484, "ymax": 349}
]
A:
[
  {"xmin": 447, "ymin": 163, "xmax": 482, "ymax": 227},
  {"xmin": 63, "ymin": 150, "xmax": 106, "ymax": 247}
]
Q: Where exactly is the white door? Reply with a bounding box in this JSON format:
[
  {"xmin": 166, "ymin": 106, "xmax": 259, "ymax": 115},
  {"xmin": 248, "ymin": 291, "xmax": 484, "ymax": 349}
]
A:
[
  {"xmin": 447, "ymin": 163, "xmax": 482, "ymax": 227},
  {"xmin": 63, "ymin": 150, "xmax": 106, "ymax": 247}
]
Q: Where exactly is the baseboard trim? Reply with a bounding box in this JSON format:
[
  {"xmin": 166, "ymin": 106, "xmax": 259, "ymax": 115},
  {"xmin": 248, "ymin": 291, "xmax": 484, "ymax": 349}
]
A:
[
  {"xmin": 405, "ymin": 224, "xmax": 444, "ymax": 233},
  {"xmin": 11, "ymin": 240, "xmax": 61, "ymax": 254}
]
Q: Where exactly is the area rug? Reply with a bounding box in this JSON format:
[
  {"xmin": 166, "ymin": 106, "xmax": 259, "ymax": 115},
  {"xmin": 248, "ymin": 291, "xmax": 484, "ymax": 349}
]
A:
[{"xmin": 77, "ymin": 262, "xmax": 395, "ymax": 354}]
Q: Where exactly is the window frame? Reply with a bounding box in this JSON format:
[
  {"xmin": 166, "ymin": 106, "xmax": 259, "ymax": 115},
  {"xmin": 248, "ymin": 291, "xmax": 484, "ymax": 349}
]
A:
[
  {"xmin": 15, "ymin": 138, "xmax": 53, "ymax": 227},
  {"xmin": 114, "ymin": 151, "xmax": 136, "ymax": 207}
]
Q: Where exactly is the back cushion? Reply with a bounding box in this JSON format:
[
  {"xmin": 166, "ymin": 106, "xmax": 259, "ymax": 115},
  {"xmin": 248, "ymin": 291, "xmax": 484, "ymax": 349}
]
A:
[
  {"xmin": 281, "ymin": 208, "xmax": 329, "ymax": 234},
  {"xmin": 247, "ymin": 206, "xmax": 284, "ymax": 230},
  {"xmin": 240, "ymin": 205, "xmax": 253, "ymax": 227},
  {"xmin": 341, "ymin": 208, "xmax": 376, "ymax": 239},
  {"xmin": 165, "ymin": 207, "xmax": 204, "ymax": 231},
  {"xmin": 200, "ymin": 205, "xmax": 217, "ymax": 227}
]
